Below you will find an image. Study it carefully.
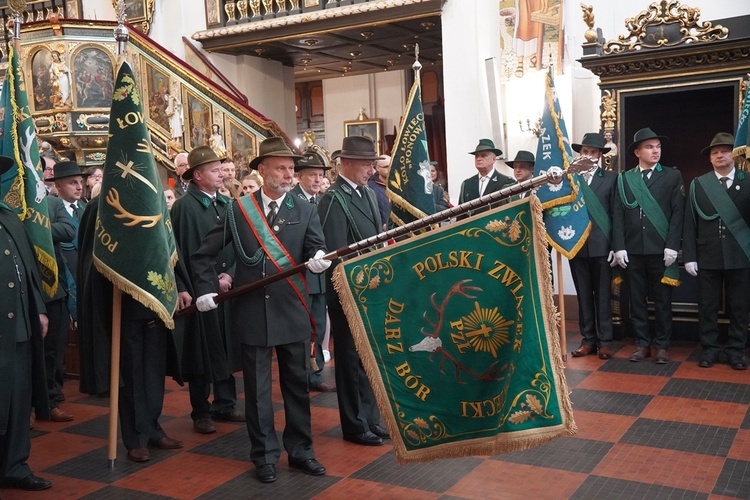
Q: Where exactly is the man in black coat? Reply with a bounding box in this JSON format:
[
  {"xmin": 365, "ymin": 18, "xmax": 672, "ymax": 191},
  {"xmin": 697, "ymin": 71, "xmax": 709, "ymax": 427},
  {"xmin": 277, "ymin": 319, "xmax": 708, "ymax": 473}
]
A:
[
  {"xmin": 613, "ymin": 128, "xmax": 684, "ymax": 364},
  {"xmin": 318, "ymin": 136, "xmax": 389, "ymax": 447},
  {"xmin": 77, "ymin": 197, "xmax": 184, "ymax": 463},
  {"xmin": 44, "ymin": 161, "xmax": 90, "ymax": 422},
  {"xmin": 0, "ymin": 155, "xmax": 52, "ymax": 491},
  {"xmin": 172, "ymin": 152, "xmax": 189, "ymax": 199},
  {"xmin": 568, "ymin": 133, "xmax": 618, "ymax": 360},
  {"xmin": 458, "ymin": 138, "xmax": 514, "ymax": 214},
  {"xmin": 683, "ymin": 133, "xmax": 750, "ymax": 370},
  {"xmin": 172, "ymin": 146, "xmax": 242, "ymax": 435},
  {"xmin": 193, "ymin": 137, "xmax": 329, "ymax": 483},
  {"xmin": 291, "ymin": 151, "xmax": 335, "ymax": 392}
]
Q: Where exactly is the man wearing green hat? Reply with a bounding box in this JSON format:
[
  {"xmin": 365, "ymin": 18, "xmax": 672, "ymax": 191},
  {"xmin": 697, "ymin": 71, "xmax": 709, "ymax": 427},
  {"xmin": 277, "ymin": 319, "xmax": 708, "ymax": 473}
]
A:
[
  {"xmin": 568, "ymin": 133, "xmax": 617, "ymax": 360},
  {"xmin": 171, "ymin": 146, "xmax": 243, "ymax": 435},
  {"xmin": 192, "ymin": 137, "xmax": 330, "ymax": 483},
  {"xmin": 458, "ymin": 139, "xmax": 514, "ymax": 213},
  {"xmin": 613, "ymin": 128, "xmax": 684, "ymax": 364},
  {"xmin": 683, "ymin": 133, "xmax": 750, "ymax": 370},
  {"xmin": 291, "ymin": 151, "xmax": 335, "ymax": 392},
  {"xmin": 506, "ymin": 150, "xmax": 536, "ymax": 199}
]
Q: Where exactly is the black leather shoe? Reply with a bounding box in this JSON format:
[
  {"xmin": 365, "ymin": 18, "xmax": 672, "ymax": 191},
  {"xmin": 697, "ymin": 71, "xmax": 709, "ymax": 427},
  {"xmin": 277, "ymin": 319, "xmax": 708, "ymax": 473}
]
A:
[
  {"xmin": 698, "ymin": 357, "xmax": 714, "ymax": 368},
  {"xmin": 369, "ymin": 424, "xmax": 390, "ymax": 439},
  {"xmin": 731, "ymin": 359, "xmax": 748, "ymax": 371},
  {"xmin": 343, "ymin": 430, "xmax": 383, "ymax": 446},
  {"xmin": 211, "ymin": 410, "xmax": 246, "ymax": 422},
  {"xmin": 289, "ymin": 458, "xmax": 326, "ymax": 476},
  {"xmin": 11, "ymin": 474, "xmax": 52, "ymax": 491},
  {"xmin": 255, "ymin": 464, "xmax": 277, "ymax": 483}
]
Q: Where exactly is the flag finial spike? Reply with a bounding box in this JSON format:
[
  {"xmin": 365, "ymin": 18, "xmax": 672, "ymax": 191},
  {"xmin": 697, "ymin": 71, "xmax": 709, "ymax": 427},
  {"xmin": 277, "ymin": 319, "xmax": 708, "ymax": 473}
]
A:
[
  {"xmin": 114, "ymin": 0, "xmax": 129, "ymax": 56},
  {"xmin": 412, "ymin": 43, "xmax": 422, "ymax": 82}
]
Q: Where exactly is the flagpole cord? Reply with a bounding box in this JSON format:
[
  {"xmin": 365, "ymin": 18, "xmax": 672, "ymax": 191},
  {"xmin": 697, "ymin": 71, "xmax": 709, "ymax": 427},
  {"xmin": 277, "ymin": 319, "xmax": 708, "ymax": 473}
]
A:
[{"xmin": 176, "ymin": 166, "xmax": 569, "ymax": 317}]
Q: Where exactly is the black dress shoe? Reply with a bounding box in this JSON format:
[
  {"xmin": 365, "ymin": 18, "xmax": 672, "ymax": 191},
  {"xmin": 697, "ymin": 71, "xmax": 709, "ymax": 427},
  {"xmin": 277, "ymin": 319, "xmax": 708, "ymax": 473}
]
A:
[
  {"xmin": 289, "ymin": 458, "xmax": 326, "ymax": 476},
  {"xmin": 211, "ymin": 409, "xmax": 246, "ymax": 422},
  {"xmin": 255, "ymin": 464, "xmax": 277, "ymax": 483},
  {"xmin": 11, "ymin": 474, "xmax": 52, "ymax": 491},
  {"xmin": 150, "ymin": 436, "xmax": 184, "ymax": 449},
  {"xmin": 698, "ymin": 358, "xmax": 714, "ymax": 368},
  {"xmin": 369, "ymin": 424, "xmax": 390, "ymax": 439},
  {"xmin": 343, "ymin": 430, "xmax": 383, "ymax": 446},
  {"xmin": 731, "ymin": 359, "xmax": 748, "ymax": 370}
]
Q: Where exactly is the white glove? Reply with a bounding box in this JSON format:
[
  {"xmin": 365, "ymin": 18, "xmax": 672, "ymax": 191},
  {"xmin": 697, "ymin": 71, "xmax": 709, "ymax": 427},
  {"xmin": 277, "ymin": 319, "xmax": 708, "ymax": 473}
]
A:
[
  {"xmin": 607, "ymin": 250, "xmax": 616, "ymax": 268},
  {"xmin": 685, "ymin": 261, "xmax": 698, "ymax": 276},
  {"xmin": 306, "ymin": 250, "xmax": 331, "ymax": 274},
  {"xmin": 196, "ymin": 293, "xmax": 218, "ymax": 312},
  {"xmin": 615, "ymin": 250, "xmax": 629, "ymax": 269},
  {"xmin": 664, "ymin": 248, "xmax": 678, "ymax": 267}
]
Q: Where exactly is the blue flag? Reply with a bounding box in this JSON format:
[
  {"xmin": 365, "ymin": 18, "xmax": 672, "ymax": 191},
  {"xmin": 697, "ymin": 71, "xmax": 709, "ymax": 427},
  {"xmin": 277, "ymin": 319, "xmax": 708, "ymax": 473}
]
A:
[
  {"xmin": 386, "ymin": 80, "xmax": 435, "ymax": 226},
  {"xmin": 533, "ymin": 70, "xmax": 591, "ymax": 258},
  {"xmin": 733, "ymin": 85, "xmax": 750, "ymax": 169}
]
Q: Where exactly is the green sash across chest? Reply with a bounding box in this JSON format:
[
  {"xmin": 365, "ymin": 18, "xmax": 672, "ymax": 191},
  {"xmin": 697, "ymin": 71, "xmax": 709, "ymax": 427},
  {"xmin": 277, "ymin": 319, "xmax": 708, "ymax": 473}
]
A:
[
  {"xmin": 234, "ymin": 194, "xmax": 315, "ymax": 334},
  {"xmin": 578, "ymin": 173, "xmax": 611, "ymax": 243},
  {"xmin": 618, "ymin": 166, "xmax": 669, "ymax": 242},
  {"xmin": 693, "ymin": 174, "xmax": 750, "ymax": 262}
]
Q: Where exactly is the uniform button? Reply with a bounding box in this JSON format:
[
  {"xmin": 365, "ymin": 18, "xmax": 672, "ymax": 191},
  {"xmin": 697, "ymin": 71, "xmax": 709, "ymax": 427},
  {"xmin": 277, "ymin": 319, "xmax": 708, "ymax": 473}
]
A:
[
  {"xmin": 265, "ymin": 295, "xmax": 270, "ymax": 299},
  {"xmin": 8, "ymin": 282, "xmax": 14, "ymax": 288},
  {"xmin": 3, "ymin": 249, "xmax": 9, "ymax": 255},
  {"xmin": 222, "ymin": 263, "xmax": 227, "ymax": 268},
  {"xmin": 7, "ymin": 312, "xmax": 13, "ymax": 319}
]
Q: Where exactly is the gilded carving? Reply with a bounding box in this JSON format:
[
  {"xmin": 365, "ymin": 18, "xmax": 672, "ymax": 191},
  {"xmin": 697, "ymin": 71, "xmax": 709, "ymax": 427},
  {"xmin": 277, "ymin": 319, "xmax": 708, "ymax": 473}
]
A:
[
  {"xmin": 603, "ymin": 0, "xmax": 728, "ymax": 55},
  {"xmin": 580, "ymin": 4, "xmax": 597, "ymax": 43},
  {"xmin": 600, "ymin": 90, "xmax": 616, "ymax": 131}
]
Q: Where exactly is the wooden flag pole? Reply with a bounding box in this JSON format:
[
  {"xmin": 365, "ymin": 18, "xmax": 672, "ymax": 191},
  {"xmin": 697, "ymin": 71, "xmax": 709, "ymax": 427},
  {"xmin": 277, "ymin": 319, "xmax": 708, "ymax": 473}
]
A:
[
  {"xmin": 556, "ymin": 251, "xmax": 567, "ymax": 363},
  {"xmin": 107, "ymin": 288, "xmax": 123, "ymax": 468}
]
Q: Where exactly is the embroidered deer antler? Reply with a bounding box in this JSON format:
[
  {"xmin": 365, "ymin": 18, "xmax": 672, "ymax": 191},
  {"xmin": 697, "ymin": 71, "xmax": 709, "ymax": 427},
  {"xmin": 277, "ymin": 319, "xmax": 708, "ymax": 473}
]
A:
[{"xmin": 105, "ymin": 188, "xmax": 163, "ymax": 228}]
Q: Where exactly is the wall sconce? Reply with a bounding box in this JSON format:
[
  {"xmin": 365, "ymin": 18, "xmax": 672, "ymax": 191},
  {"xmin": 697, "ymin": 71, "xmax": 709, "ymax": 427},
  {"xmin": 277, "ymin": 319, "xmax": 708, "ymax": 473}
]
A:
[{"xmin": 519, "ymin": 118, "xmax": 543, "ymax": 137}]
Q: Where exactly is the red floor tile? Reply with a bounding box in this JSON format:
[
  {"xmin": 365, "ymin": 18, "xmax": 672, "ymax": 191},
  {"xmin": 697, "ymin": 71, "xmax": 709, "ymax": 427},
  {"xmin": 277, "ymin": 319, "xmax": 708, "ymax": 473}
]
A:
[
  {"xmin": 641, "ymin": 395, "xmax": 748, "ymax": 428},
  {"xmin": 316, "ymin": 477, "xmax": 439, "ymax": 499},
  {"xmin": 445, "ymin": 460, "xmax": 588, "ymax": 499},
  {"xmin": 593, "ymin": 442, "xmax": 724, "ymax": 493},
  {"xmin": 113, "ymin": 452, "xmax": 247, "ymax": 499},
  {"xmin": 575, "ymin": 371, "xmax": 669, "ymax": 395},
  {"xmin": 728, "ymin": 429, "xmax": 750, "ymax": 461},
  {"xmin": 570, "ymin": 410, "xmax": 638, "ymax": 443}
]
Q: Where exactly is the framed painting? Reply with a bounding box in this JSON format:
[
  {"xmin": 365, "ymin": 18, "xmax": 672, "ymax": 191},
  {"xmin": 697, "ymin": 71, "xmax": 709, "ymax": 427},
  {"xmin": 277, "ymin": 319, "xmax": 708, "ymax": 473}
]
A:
[
  {"xmin": 72, "ymin": 46, "xmax": 115, "ymax": 109},
  {"xmin": 184, "ymin": 90, "xmax": 212, "ymax": 150},
  {"xmin": 226, "ymin": 119, "xmax": 258, "ymax": 173},
  {"xmin": 143, "ymin": 61, "xmax": 171, "ymax": 134},
  {"xmin": 206, "ymin": 0, "xmax": 221, "ymax": 26},
  {"xmin": 344, "ymin": 119, "xmax": 381, "ymax": 153},
  {"xmin": 30, "ymin": 48, "xmax": 56, "ymax": 112},
  {"xmin": 112, "ymin": 0, "xmax": 155, "ymax": 33}
]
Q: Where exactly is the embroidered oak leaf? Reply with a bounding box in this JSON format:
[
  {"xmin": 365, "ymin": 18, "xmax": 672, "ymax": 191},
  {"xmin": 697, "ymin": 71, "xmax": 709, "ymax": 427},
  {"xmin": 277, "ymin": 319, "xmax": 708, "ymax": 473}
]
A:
[
  {"xmin": 509, "ymin": 410, "xmax": 532, "ymax": 424},
  {"xmin": 549, "ymin": 205, "xmax": 571, "ymax": 217},
  {"xmin": 368, "ymin": 275, "xmax": 380, "ymax": 289},
  {"xmin": 112, "ymin": 84, "xmax": 130, "ymax": 102},
  {"xmin": 147, "ymin": 271, "xmax": 174, "ymax": 298},
  {"xmin": 486, "ymin": 219, "xmax": 508, "ymax": 232},
  {"xmin": 414, "ymin": 417, "xmax": 429, "ymax": 429},
  {"xmin": 526, "ymin": 394, "xmax": 543, "ymax": 414},
  {"xmin": 355, "ymin": 270, "xmax": 365, "ymax": 285},
  {"xmin": 508, "ymin": 220, "xmax": 521, "ymax": 241},
  {"xmin": 407, "ymin": 429, "xmax": 420, "ymax": 440}
]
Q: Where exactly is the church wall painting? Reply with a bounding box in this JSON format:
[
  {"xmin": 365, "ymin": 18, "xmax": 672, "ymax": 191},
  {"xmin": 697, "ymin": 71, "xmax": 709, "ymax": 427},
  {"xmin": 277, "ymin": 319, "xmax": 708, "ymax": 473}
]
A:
[
  {"xmin": 73, "ymin": 46, "xmax": 115, "ymax": 108},
  {"xmin": 185, "ymin": 90, "xmax": 212, "ymax": 150},
  {"xmin": 499, "ymin": 0, "xmax": 564, "ymax": 79}
]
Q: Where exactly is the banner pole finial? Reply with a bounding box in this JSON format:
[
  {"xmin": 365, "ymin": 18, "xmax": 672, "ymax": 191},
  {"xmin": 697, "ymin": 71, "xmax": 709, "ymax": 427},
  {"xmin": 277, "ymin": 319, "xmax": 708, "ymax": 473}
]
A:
[
  {"xmin": 412, "ymin": 43, "xmax": 422, "ymax": 84},
  {"xmin": 114, "ymin": 0, "xmax": 129, "ymax": 57}
]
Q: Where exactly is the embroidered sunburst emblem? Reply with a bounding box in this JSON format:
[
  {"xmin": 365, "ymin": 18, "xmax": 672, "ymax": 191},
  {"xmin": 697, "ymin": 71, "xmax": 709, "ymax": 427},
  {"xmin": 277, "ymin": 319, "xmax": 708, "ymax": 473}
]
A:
[{"xmin": 461, "ymin": 301, "xmax": 512, "ymax": 358}]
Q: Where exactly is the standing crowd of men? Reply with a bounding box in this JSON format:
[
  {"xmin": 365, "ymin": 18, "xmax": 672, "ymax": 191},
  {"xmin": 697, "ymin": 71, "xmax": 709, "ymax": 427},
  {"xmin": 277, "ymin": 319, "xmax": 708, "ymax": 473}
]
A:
[{"xmin": 2, "ymin": 125, "xmax": 748, "ymax": 491}]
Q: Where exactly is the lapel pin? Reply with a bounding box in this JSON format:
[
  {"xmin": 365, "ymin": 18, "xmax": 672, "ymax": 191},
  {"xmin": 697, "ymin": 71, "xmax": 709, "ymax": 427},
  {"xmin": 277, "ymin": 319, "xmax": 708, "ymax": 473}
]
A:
[
  {"xmin": 277, "ymin": 218, "xmax": 286, "ymax": 225},
  {"xmin": 273, "ymin": 225, "xmax": 280, "ymax": 231}
]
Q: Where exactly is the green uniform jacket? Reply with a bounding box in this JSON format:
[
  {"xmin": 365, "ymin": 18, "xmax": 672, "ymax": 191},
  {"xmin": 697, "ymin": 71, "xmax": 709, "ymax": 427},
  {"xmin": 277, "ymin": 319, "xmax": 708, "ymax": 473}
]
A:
[{"xmin": 0, "ymin": 204, "xmax": 50, "ymax": 432}]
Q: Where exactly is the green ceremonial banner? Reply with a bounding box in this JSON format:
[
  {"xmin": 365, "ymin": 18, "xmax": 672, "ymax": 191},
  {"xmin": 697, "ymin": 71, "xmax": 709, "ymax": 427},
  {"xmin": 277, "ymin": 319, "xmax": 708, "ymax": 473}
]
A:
[
  {"xmin": 0, "ymin": 46, "xmax": 58, "ymax": 298},
  {"xmin": 333, "ymin": 197, "xmax": 576, "ymax": 463},
  {"xmin": 94, "ymin": 61, "xmax": 178, "ymax": 328},
  {"xmin": 386, "ymin": 80, "xmax": 435, "ymax": 226}
]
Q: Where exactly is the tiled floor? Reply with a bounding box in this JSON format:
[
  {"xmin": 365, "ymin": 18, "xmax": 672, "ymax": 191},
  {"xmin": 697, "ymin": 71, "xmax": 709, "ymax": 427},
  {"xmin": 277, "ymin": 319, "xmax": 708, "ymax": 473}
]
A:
[{"xmin": 4, "ymin": 324, "xmax": 750, "ymax": 499}]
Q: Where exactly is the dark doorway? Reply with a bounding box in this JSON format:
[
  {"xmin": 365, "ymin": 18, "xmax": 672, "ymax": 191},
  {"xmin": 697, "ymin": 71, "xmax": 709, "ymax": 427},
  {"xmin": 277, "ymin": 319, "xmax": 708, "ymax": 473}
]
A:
[{"xmin": 619, "ymin": 82, "xmax": 738, "ymax": 185}]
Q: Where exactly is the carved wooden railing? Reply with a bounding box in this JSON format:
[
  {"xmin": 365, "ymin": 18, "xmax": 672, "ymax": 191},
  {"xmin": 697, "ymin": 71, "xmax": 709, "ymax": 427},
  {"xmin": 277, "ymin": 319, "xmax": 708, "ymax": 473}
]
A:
[{"xmin": 212, "ymin": 0, "xmax": 375, "ymax": 28}]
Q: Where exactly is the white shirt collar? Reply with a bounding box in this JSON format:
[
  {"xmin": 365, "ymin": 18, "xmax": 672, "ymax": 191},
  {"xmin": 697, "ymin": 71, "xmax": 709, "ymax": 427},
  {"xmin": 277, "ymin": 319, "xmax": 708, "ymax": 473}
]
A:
[
  {"xmin": 260, "ymin": 189, "xmax": 286, "ymax": 211},
  {"xmin": 714, "ymin": 167, "xmax": 735, "ymax": 181}
]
